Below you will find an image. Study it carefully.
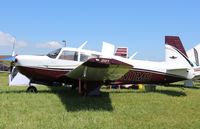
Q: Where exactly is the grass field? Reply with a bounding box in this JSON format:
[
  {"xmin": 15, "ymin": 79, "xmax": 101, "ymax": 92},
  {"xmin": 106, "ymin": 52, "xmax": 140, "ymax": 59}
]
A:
[{"xmin": 1, "ymin": 72, "xmax": 200, "ymax": 129}]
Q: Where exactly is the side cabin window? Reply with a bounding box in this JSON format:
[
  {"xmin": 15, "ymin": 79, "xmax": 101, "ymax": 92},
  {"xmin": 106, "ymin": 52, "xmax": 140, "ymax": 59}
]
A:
[
  {"xmin": 59, "ymin": 51, "xmax": 78, "ymax": 61},
  {"xmin": 80, "ymin": 54, "xmax": 89, "ymax": 62},
  {"xmin": 80, "ymin": 53, "xmax": 99, "ymax": 62}
]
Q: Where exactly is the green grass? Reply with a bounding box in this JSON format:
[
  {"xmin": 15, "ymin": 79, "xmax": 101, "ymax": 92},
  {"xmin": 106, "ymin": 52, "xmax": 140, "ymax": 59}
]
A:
[
  {"xmin": 1, "ymin": 72, "xmax": 200, "ymax": 129},
  {"xmin": 0, "ymin": 72, "xmax": 9, "ymax": 86}
]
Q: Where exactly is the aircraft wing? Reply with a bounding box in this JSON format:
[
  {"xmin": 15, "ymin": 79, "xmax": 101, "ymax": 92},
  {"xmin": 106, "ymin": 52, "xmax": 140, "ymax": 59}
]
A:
[{"xmin": 66, "ymin": 58, "xmax": 133, "ymax": 81}]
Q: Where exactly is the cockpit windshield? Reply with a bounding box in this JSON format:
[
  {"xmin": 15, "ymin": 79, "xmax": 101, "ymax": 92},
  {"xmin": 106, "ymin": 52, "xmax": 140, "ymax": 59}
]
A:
[{"xmin": 47, "ymin": 48, "xmax": 61, "ymax": 59}]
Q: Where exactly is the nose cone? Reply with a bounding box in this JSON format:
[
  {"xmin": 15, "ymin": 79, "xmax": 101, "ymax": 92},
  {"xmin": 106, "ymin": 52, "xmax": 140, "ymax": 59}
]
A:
[
  {"xmin": 15, "ymin": 55, "xmax": 23, "ymax": 66},
  {"xmin": 15, "ymin": 55, "xmax": 34, "ymax": 67},
  {"xmin": 15, "ymin": 55, "xmax": 49, "ymax": 67}
]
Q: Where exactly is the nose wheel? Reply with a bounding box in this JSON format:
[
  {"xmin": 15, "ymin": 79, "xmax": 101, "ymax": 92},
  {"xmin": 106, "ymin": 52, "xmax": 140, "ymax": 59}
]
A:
[{"xmin": 26, "ymin": 86, "xmax": 38, "ymax": 93}]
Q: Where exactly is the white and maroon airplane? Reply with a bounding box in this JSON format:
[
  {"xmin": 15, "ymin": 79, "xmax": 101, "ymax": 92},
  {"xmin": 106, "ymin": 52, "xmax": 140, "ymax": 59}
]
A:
[{"xmin": 14, "ymin": 36, "xmax": 200, "ymax": 95}]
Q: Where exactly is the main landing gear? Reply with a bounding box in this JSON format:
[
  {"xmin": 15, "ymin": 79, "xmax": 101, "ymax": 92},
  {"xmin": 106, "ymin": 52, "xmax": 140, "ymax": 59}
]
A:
[
  {"xmin": 144, "ymin": 84, "xmax": 156, "ymax": 92},
  {"xmin": 78, "ymin": 78, "xmax": 101, "ymax": 96},
  {"xmin": 26, "ymin": 81, "xmax": 38, "ymax": 93},
  {"xmin": 26, "ymin": 86, "xmax": 38, "ymax": 93}
]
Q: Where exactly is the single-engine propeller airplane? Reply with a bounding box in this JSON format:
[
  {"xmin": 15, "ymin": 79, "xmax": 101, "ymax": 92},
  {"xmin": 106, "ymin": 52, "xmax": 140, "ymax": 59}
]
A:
[{"xmin": 14, "ymin": 36, "xmax": 200, "ymax": 95}]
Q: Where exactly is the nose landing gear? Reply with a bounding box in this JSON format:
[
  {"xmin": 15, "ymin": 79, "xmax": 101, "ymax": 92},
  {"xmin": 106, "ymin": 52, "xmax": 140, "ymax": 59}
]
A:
[
  {"xmin": 27, "ymin": 81, "xmax": 38, "ymax": 93},
  {"xmin": 26, "ymin": 86, "xmax": 38, "ymax": 93}
]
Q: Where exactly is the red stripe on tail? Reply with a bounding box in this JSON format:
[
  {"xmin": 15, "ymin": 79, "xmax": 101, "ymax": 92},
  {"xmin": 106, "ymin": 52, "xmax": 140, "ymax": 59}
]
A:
[
  {"xmin": 165, "ymin": 36, "xmax": 188, "ymax": 57},
  {"xmin": 115, "ymin": 47, "xmax": 128, "ymax": 58}
]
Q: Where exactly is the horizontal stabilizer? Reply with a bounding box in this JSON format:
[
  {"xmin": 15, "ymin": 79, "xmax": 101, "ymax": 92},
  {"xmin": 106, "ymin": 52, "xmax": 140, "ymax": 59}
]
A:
[
  {"xmin": 166, "ymin": 68, "xmax": 189, "ymax": 79},
  {"xmin": 167, "ymin": 67, "xmax": 189, "ymax": 71}
]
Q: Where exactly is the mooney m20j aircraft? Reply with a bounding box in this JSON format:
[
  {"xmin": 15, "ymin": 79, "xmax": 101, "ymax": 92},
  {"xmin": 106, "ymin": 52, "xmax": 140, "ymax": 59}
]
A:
[{"xmin": 14, "ymin": 36, "xmax": 200, "ymax": 95}]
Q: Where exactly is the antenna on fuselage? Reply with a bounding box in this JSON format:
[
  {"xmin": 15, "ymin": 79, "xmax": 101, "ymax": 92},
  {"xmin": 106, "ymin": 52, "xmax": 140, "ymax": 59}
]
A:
[
  {"xmin": 129, "ymin": 52, "xmax": 138, "ymax": 59},
  {"xmin": 78, "ymin": 41, "xmax": 88, "ymax": 49}
]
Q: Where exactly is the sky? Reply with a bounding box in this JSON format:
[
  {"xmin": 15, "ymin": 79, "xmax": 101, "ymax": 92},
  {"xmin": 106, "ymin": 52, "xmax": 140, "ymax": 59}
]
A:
[{"xmin": 0, "ymin": 0, "xmax": 200, "ymax": 61}]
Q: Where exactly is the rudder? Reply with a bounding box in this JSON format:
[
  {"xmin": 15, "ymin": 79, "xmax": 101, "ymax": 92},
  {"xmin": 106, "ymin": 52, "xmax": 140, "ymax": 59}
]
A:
[
  {"xmin": 165, "ymin": 36, "xmax": 194, "ymax": 68},
  {"xmin": 165, "ymin": 36, "xmax": 188, "ymax": 57}
]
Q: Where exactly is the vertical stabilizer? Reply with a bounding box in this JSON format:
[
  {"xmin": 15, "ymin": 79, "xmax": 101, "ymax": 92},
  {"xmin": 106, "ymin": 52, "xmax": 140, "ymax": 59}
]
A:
[
  {"xmin": 165, "ymin": 36, "xmax": 193, "ymax": 68},
  {"xmin": 165, "ymin": 36, "xmax": 188, "ymax": 57}
]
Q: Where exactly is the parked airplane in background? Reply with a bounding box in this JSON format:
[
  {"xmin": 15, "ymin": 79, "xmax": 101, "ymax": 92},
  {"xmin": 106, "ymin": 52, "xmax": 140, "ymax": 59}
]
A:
[
  {"xmin": 0, "ymin": 55, "xmax": 15, "ymax": 72},
  {"xmin": 14, "ymin": 36, "xmax": 200, "ymax": 95},
  {"xmin": 187, "ymin": 44, "xmax": 200, "ymax": 66}
]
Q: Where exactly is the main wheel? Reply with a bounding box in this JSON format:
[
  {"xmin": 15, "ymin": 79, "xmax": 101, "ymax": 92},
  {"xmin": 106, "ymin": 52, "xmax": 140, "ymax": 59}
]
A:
[{"xmin": 26, "ymin": 86, "xmax": 38, "ymax": 93}]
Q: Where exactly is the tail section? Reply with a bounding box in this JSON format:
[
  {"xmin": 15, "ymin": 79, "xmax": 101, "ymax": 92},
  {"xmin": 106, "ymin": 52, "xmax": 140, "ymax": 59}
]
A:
[
  {"xmin": 165, "ymin": 36, "xmax": 188, "ymax": 57},
  {"xmin": 165, "ymin": 36, "xmax": 194, "ymax": 68}
]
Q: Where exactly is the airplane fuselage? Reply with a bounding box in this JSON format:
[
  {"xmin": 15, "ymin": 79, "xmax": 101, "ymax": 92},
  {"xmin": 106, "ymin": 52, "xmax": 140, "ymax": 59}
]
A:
[{"xmin": 15, "ymin": 55, "xmax": 188, "ymax": 86}]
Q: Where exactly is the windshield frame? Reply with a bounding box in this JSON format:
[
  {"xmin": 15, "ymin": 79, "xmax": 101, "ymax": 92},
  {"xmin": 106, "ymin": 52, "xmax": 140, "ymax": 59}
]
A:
[{"xmin": 46, "ymin": 48, "xmax": 61, "ymax": 59}]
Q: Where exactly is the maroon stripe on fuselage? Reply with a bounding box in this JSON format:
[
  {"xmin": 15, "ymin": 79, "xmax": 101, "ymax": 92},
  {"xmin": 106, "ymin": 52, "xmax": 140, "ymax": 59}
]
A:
[
  {"xmin": 16, "ymin": 66, "xmax": 72, "ymax": 82},
  {"xmin": 16, "ymin": 66, "xmax": 187, "ymax": 85},
  {"xmin": 117, "ymin": 68, "xmax": 186, "ymax": 84}
]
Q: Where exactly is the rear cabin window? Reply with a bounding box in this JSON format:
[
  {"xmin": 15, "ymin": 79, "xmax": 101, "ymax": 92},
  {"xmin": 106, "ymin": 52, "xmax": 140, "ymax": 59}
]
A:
[
  {"xmin": 80, "ymin": 54, "xmax": 89, "ymax": 62},
  {"xmin": 59, "ymin": 51, "xmax": 78, "ymax": 61},
  {"xmin": 80, "ymin": 53, "xmax": 99, "ymax": 62}
]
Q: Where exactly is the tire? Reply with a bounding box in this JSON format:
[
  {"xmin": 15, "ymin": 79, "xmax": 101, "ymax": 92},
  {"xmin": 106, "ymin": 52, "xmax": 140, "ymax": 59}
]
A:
[{"xmin": 26, "ymin": 86, "xmax": 38, "ymax": 93}]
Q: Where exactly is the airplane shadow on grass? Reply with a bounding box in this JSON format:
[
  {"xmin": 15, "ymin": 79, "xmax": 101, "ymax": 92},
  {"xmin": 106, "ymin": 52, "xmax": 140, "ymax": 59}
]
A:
[
  {"xmin": 48, "ymin": 87, "xmax": 114, "ymax": 112},
  {"xmin": 154, "ymin": 89, "xmax": 187, "ymax": 97},
  {"xmin": 0, "ymin": 86, "xmax": 113, "ymax": 112},
  {"xmin": 1, "ymin": 86, "xmax": 188, "ymax": 111}
]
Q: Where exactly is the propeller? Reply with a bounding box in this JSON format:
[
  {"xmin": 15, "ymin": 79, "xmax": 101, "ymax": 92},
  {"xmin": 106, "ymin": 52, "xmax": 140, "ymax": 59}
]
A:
[{"xmin": 0, "ymin": 38, "xmax": 17, "ymax": 67}]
